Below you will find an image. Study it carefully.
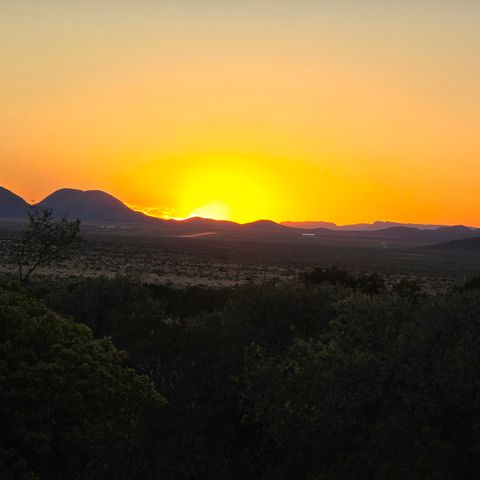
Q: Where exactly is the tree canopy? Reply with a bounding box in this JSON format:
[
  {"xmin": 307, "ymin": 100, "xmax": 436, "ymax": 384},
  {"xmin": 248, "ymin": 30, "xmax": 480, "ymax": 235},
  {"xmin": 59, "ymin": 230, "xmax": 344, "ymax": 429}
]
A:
[{"xmin": 0, "ymin": 286, "xmax": 164, "ymax": 480}]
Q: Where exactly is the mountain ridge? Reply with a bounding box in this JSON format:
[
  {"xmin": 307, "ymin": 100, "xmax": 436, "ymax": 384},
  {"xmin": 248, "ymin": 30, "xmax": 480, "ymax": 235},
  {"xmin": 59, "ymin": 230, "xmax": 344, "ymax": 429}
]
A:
[
  {"xmin": 1, "ymin": 187, "xmax": 478, "ymax": 245},
  {"xmin": 0, "ymin": 186, "xmax": 30, "ymax": 219},
  {"xmin": 281, "ymin": 220, "xmax": 454, "ymax": 231},
  {"xmin": 424, "ymin": 237, "xmax": 480, "ymax": 252},
  {"xmin": 36, "ymin": 188, "xmax": 162, "ymax": 224}
]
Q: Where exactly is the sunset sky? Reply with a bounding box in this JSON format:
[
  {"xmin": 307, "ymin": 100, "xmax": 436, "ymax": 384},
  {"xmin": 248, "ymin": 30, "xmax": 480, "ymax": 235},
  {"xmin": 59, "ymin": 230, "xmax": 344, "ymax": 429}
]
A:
[{"xmin": 1, "ymin": 1, "xmax": 479, "ymax": 225}]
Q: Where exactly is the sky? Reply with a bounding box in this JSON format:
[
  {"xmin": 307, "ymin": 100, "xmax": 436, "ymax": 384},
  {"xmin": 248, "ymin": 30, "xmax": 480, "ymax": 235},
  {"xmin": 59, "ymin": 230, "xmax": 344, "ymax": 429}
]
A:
[{"xmin": 1, "ymin": 1, "xmax": 479, "ymax": 225}]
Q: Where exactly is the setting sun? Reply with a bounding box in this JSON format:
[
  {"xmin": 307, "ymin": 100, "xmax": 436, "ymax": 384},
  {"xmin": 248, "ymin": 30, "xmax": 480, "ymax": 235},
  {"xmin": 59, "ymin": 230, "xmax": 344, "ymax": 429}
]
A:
[
  {"xmin": 171, "ymin": 156, "xmax": 276, "ymax": 223},
  {"xmin": 188, "ymin": 202, "xmax": 232, "ymax": 221},
  {"xmin": 1, "ymin": 1, "xmax": 479, "ymax": 226},
  {"xmin": 2, "ymin": 3, "xmax": 480, "ymax": 478}
]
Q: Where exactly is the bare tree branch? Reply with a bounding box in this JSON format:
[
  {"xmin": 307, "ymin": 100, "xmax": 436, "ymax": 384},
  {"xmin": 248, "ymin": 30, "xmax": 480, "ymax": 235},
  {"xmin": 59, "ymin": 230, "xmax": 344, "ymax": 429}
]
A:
[{"xmin": 14, "ymin": 207, "xmax": 81, "ymax": 284}]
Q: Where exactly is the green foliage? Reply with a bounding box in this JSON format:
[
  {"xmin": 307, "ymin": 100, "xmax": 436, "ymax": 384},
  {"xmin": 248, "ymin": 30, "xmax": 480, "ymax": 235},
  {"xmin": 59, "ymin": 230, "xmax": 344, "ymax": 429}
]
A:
[
  {"xmin": 6, "ymin": 272, "xmax": 480, "ymax": 479},
  {"xmin": 0, "ymin": 287, "xmax": 164, "ymax": 480},
  {"xmin": 241, "ymin": 293, "xmax": 480, "ymax": 479},
  {"xmin": 223, "ymin": 282, "xmax": 341, "ymax": 353}
]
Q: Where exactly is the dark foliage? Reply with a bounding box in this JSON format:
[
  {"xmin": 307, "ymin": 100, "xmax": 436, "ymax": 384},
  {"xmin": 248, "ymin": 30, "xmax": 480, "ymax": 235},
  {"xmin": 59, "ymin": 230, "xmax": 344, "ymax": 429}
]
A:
[
  {"xmin": 3, "ymin": 270, "xmax": 480, "ymax": 479},
  {"xmin": 302, "ymin": 266, "xmax": 386, "ymax": 295},
  {"xmin": 0, "ymin": 287, "xmax": 164, "ymax": 480},
  {"xmin": 301, "ymin": 266, "xmax": 358, "ymax": 289},
  {"xmin": 392, "ymin": 277, "xmax": 423, "ymax": 299},
  {"xmin": 455, "ymin": 274, "xmax": 480, "ymax": 293}
]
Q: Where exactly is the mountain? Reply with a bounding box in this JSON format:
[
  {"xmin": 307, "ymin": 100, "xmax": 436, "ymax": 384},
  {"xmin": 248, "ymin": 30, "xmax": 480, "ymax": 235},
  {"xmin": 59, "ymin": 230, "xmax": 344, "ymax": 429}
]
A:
[
  {"xmin": 311, "ymin": 225, "xmax": 480, "ymax": 244},
  {"xmin": 425, "ymin": 237, "xmax": 480, "ymax": 252},
  {"xmin": 343, "ymin": 221, "xmax": 446, "ymax": 231},
  {"xmin": 282, "ymin": 220, "xmax": 446, "ymax": 231},
  {"xmin": 179, "ymin": 216, "xmax": 238, "ymax": 229},
  {"xmin": 242, "ymin": 220, "xmax": 292, "ymax": 232},
  {"xmin": 2, "ymin": 187, "xmax": 478, "ymax": 247},
  {"xmin": 0, "ymin": 187, "xmax": 30, "ymax": 219},
  {"xmin": 282, "ymin": 221, "xmax": 338, "ymax": 230},
  {"xmin": 178, "ymin": 218, "xmax": 292, "ymax": 232},
  {"xmin": 36, "ymin": 188, "xmax": 162, "ymax": 224}
]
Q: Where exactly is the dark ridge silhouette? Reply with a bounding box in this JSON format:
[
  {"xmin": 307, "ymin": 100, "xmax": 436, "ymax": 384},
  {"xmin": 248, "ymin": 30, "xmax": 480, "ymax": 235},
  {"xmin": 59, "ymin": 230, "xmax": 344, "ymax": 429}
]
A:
[
  {"xmin": 0, "ymin": 186, "xmax": 30, "ymax": 219},
  {"xmin": 282, "ymin": 220, "xmax": 446, "ymax": 231},
  {"xmin": 310, "ymin": 225, "xmax": 480, "ymax": 244},
  {"xmin": 425, "ymin": 237, "xmax": 480, "ymax": 252},
  {"xmin": 242, "ymin": 220, "xmax": 292, "ymax": 232},
  {"xmin": 2, "ymin": 186, "xmax": 478, "ymax": 246},
  {"xmin": 435, "ymin": 225, "xmax": 475, "ymax": 236},
  {"xmin": 179, "ymin": 216, "xmax": 239, "ymax": 228},
  {"xmin": 37, "ymin": 188, "xmax": 166, "ymax": 224},
  {"xmin": 282, "ymin": 221, "xmax": 338, "ymax": 230}
]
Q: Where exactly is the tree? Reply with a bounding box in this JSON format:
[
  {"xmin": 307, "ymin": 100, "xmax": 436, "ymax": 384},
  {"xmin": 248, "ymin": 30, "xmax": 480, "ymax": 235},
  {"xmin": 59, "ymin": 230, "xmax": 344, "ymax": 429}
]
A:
[
  {"xmin": 301, "ymin": 266, "xmax": 357, "ymax": 289},
  {"xmin": 241, "ymin": 292, "xmax": 480, "ymax": 480},
  {"xmin": 392, "ymin": 277, "xmax": 422, "ymax": 299},
  {"xmin": 454, "ymin": 274, "xmax": 480, "ymax": 293},
  {"xmin": 15, "ymin": 207, "xmax": 80, "ymax": 284},
  {"xmin": 0, "ymin": 287, "xmax": 165, "ymax": 480}
]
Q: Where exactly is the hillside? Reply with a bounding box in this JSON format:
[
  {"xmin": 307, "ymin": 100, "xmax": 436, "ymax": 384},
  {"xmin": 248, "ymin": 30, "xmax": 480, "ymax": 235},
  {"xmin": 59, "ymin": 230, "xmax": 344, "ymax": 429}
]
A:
[
  {"xmin": 0, "ymin": 187, "xmax": 30, "ymax": 219},
  {"xmin": 1, "ymin": 186, "xmax": 478, "ymax": 248},
  {"xmin": 425, "ymin": 237, "xmax": 480, "ymax": 252},
  {"xmin": 307, "ymin": 225, "xmax": 480, "ymax": 245},
  {"xmin": 283, "ymin": 220, "xmax": 447, "ymax": 231},
  {"xmin": 37, "ymin": 188, "xmax": 164, "ymax": 224}
]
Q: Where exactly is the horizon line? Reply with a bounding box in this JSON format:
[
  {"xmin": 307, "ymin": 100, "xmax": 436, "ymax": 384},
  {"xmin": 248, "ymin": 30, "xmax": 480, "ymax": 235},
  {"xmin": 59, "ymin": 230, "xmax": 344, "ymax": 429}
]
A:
[{"xmin": 2, "ymin": 184, "xmax": 479, "ymax": 229}]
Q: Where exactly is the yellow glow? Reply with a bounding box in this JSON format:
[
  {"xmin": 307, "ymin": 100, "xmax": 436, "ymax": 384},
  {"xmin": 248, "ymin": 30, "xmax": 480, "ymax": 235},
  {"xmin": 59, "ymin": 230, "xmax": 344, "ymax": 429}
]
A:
[
  {"xmin": 1, "ymin": 3, "xmax": 480, "ymax": 226},
  {"xmin": 173, "ymin": 156, "xmax": 276, "ymax": 223},
  {"xmin": 189, "ymin": 202, "xmax": 232, "ymax": 221}
]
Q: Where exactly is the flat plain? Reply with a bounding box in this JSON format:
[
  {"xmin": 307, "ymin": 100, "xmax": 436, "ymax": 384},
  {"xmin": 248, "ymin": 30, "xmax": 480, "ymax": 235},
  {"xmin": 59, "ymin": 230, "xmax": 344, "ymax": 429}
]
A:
[{"xmin": 2, "ymin": 221, "xmax": 479, "ymax": 293}]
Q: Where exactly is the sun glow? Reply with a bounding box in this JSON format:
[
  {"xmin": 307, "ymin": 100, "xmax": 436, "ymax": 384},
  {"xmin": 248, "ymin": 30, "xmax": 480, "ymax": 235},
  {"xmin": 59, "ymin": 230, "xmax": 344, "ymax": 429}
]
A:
[
  {"xmin": 3, "ymin": 2, "xmax": 480, "ymax": 226},
  {"xmin": 173, "ymin": 157, "xmax": 276, "ymax": 223},
  {"xmin": 189, "ymin": 201, "xmax": 232, "ymax": 221}
]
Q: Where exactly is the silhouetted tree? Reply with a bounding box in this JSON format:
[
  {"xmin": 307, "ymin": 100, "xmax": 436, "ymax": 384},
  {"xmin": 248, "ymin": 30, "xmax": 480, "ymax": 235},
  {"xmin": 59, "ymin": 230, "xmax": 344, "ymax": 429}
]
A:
[
  {"xmin": 357, "ymin": 272, "xmax": 386, "ymax": 295},
  {"xmin": 392, "ymin": 277, "xmax": 422, "ymax": 299},
  {"xmin": 15, "ymin": 207, "xmax": 80, "ymax": 284},
  {"xmin": 301, "ymin": 266, "xmax": 357, "ymax": 289}
]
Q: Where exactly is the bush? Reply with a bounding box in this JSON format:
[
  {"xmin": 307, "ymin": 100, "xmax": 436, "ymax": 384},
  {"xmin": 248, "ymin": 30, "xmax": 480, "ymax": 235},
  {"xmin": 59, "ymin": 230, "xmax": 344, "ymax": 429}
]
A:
[
  {"xmin": 455, "ymin": 274, "xmax": 480, "ymax": 293},
  {"xmin": 301, "ymin": 266, "xmax": 357, "ymax": 289},
  {"xmin": 0, "ymin": 287, "xmax": 164, "ymax": 480}
]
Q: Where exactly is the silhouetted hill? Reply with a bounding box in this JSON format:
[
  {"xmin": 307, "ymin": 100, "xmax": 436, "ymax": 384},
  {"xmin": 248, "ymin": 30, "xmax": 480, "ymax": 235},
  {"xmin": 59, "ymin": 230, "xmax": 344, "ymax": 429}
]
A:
[
  {"xmin": 435, "ymin": 225, "xmax": 475, "ymax": 236},
  {"xmin": 350, "ymin": 221, "xmax": 445, "ymax": 231},
  {"xmin": 242, "ymin": 220, "xmax": 292, "ymax": 232},
  {"xmin": 180, "ymin": 217, "xmax": 239, "ymax": 228},
  {"xmin": 0, "ymin": 187, "xmax": 30, "ymax": 219},
  {"xmin": 282, "ymin": 220, "xmax": 445, "ymax": 231},
  {"xmin": 2, "ymin": 187, "xmax": 478, "ymax": 247},
  {"xmin": 425, "ymin": 237, "xmax": 480, "ymax": 252},
  {"xmin": 321, "ymin": 225, "xmax": 480, "ymax": 244},
  {"xmin": 37, "ymin": 189, "xmax": 163, "ymax": 224},
  {"xmin": 282, "ymin": 221, "xmax": 338, "ymax": 230}
]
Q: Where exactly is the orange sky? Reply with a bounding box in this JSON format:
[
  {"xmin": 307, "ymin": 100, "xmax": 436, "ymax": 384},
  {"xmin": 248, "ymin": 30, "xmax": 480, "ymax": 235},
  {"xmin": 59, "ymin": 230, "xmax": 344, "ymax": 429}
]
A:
[{"xmin": 1, "ymin": 1, "xmax": 479, "ymax": 225}]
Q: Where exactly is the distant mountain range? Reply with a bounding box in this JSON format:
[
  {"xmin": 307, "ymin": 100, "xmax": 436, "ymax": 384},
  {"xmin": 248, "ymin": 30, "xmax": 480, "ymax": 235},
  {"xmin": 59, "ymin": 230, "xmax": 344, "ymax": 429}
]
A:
[
  {"xmin": 425, "ymin": 237, "xmax": 480, "ymax": 252},
  {"xmin": 281, "ymin": 220, "xmax": 447, "ymax": 231},
  {"xmin": 1, "ymin": 186, "xmax": 479, "ymax": 246}
]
